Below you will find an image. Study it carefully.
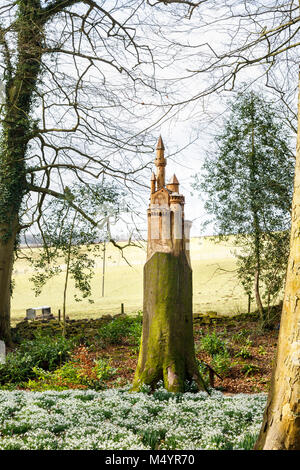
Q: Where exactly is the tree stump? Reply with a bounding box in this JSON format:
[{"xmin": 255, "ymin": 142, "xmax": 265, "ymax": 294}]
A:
[{"xmin": 132, "ymin": 251, "xmax": 206, "ymax": 392}]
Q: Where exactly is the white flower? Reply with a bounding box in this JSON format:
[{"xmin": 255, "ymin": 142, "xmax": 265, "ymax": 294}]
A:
[{"xmin": 0, "ymin": 389, "xmax": 267, "ymax": 450}]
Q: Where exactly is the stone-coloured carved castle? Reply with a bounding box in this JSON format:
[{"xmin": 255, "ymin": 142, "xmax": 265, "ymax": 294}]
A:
[{"xmin": 147, "ymin": 136, "xmax": 192, "ymax": 262}]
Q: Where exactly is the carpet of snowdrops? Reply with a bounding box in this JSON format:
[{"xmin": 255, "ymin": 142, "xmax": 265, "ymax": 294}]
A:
[{"xmin": 0, "ymin": 386, "xmax": 267, "ymax": 450}]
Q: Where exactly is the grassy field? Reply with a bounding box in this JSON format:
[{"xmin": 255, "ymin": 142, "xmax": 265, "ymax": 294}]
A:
[{"xmin": 11, "ymin": 237, "xmax": 249, "ymax": 324}]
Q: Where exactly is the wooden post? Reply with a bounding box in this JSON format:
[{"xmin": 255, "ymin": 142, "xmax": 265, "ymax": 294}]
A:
[
  {"xmin": 121, "ymin": 303, "xmax": 124, "ymax": 315},
  {"xmin": 248, "ymin": 294, "xmax": 251, "ymax": 315},
  {"xmin": 102, "ymin": 240, "xmax": 106, "ymax": 297},
  {"xmin": 58, "ymin": 309, "xmax": 61, "ymax": 322}
]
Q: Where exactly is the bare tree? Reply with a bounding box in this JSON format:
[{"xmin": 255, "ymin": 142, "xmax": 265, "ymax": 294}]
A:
[{"xmin": 0, "ymin": 0, "xmax": 180, "ymax": 344}]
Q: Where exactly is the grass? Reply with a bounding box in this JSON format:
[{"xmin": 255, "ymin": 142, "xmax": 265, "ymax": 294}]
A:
[
  {"xmin": 0, "ymin": 388, "xmax": 267, "ymax": 450},
  {"xmin": 11, "ymin": 236, "xmax": 251, "ymax": 325}
]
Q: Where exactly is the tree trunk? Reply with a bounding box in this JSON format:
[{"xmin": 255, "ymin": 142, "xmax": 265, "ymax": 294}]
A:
[
  {"xmin": 0, "ymin": 221, "xmax": 18, "ymax": 345},
  {"xmin": 62, "ymin": 210, "xmax": 77, "ymax": 336},
  {"xmin": 250, "ymin": 118, "xmax": 265, "ymax": 322},
  {"xmin": 247, "ymin": 293, "xmax": 251, "ymax": 314},
  {"xmin": 254, "ymin": 267, "xmax": 264, "ymax": 321},
  {"xmin": 0, "ymin": 1, "xmax": 44, "ymax": 342},
  {"xmin": 132, "ymin": 251, "xmax": 206, "ymax": 393},
  {"xmin": 254, "ymin": 69, "xmax": 300, "ymax": 450}
]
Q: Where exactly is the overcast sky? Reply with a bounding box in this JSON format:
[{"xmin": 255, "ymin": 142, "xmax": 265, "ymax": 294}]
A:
[{"xmin": 1, "ymin": 2, "xmax": 298, "ymax": 243}]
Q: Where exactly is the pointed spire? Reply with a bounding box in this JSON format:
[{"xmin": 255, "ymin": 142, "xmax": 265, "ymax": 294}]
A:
[
  {"xmin": 166, "ymin": 173, "xmax": 179, "ymax": 193},
  {"xmin": 155, "ymin": 135, "xmax": 166, "ymax": 189},
  {"xmin": 150, "ymin": 171, "xmax": 156, "ymax": 194},
  {"xmin": 155, "ymin": 135, "xmax": 165, "ymax": 162},
  {"xmin": 156, "ymin": 135, "xmax": 165, "ymax": 150},
  {"xmin": 169, "ymin": 174, "xmax": 179, "ymax": 185}
]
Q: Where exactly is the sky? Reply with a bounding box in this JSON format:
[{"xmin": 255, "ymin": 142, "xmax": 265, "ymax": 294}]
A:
[{"xmin": 0, "ymin": 1, "xmax": 298, "ymax": 243}]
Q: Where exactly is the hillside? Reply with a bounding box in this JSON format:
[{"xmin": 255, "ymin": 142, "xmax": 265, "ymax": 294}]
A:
[{"xmin": 11, "ymin": 236, "xmax": 252, "ymax": 324}]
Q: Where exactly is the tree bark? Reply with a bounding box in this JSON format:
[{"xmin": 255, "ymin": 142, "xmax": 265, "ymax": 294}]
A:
[
  {"xmin": 247, "ymin": 293, "xmax": 251, "ymax": 315},
  {"xmin": 254, "ymin": 69, "xmax": 300, "ymax": 450},
  {"xmin": 0, "ymin": 1, "xmax": 44, "ymax": 342},
  {"xmin": 132, "ymin": 251, "xmax": 206, "ymax": 393},
  {"xmin": 254, "ymin": 267, "xmax": 264, "ymax": 321},
  {"xmin": 62, "ymin": 210, "xmax": 77, "ymax": 335},
  {"xmin": 0, "ymin": 220, "xmax": 18, "ymax": 345}
]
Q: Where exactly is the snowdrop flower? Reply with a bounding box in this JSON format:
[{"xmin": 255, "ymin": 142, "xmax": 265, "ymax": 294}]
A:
[{"xmin": 0, "ymin": 389, "xmax": 266, "ymax": 450}]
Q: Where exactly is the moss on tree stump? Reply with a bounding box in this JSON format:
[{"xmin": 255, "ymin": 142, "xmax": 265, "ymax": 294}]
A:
[{"xmin": 132, "ymin": 251, "xmax": 206, "ymax": 393}]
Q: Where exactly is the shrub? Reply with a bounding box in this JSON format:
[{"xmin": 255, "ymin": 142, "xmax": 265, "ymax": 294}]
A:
[
  {"xmin": 211, "ymin": 351, "xmax": 232, "ymax": 377},
  {"xmin": 0, "ymin": 334, "xmax": 75, "ymax": 385},
  {"xmin": 231, "ymin": 329, "xmax": 251, "ymax": 345},
  {"xmin": 242, "ymin": 363, "xmax": 259, "ymax": 376},
  {"xmin": 97, "ymin": 313, "xmax": 142, "ymax": 346},
  {"xmin": 22, "ymin": 346, "xmax": 117, "ymax": 391},
  {"xmin": 197, "ymin": 330, "xmax": 233, "ymax": 380},
  {"xmin": 258, "ymin": 345, "xmax": 267, "ymax": 356},
  {"xmin": 235, "ymin": 346, "xmax": 252, "ymax": 359},
  {"xmin": 199, "ymin": 330, "xmax": 227, "ymax": 357},
  {"xmin": 128, "ymin": 316, "xmax": 143, "ymax": 347}
]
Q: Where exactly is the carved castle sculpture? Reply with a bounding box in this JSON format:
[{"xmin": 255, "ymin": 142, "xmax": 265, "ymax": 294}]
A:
[
  {"xmin": 132, "ymin": 136, "xmax": 201, "ymax": 392},
  {"xmin": 147, "ymin": 136, "xmax": 192, "ymax": 263}
]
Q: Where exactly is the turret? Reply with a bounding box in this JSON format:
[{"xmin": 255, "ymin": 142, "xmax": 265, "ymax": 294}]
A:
[
  {"xmin": 166, "ymin": 174, "xmax": 179, "ymax": 193},
  {"xmin": 154, "ymin": 135, "xmax": 166, "ymax": 189},
  {"xmin": 150, "ymin": 172, "xmax": 156, "ymax": 194}
]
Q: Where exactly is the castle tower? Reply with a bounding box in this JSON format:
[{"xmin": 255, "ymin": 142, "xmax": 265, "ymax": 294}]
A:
[
  {"xmin": 132, "ymin": 137, "xmax": 205, "ymax": 394},
  {"xmin": 154, "ymin": 135, "xmax": 166, "ymax": 190},
  {"xmin": 166, "ymin": 174, "xmax": 179, "ymax": 193},
  {"xmin": 150, "ymin": 172, "xmax": 156, "ymax": 194}
]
